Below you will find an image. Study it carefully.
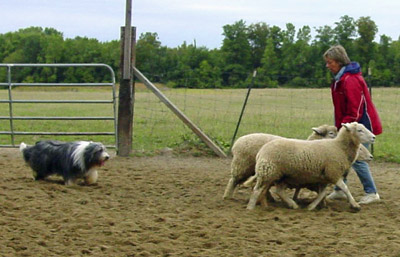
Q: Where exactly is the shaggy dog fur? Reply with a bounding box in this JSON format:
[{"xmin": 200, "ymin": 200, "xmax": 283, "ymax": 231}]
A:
[{"xmin": 20, "ymin": 140, "xmax": 110, "ymax": 185}]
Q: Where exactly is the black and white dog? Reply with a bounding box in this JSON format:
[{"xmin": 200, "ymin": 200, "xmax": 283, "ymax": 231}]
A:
[{"xmin": 20, "ymin": 140, "xmax": 110, "ymax": 185}]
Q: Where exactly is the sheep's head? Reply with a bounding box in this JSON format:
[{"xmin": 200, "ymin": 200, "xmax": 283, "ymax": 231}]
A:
[
  {"xmin": 341, "ymin": 122, "xmax": 376, "ymax": 144},
  {"xmin": 357, "ymin": 144, "xmax": 373, "ymax": 161},
  {"xmin": 311, "ymin": 124, "xmax": 337, "ymax": 139}
]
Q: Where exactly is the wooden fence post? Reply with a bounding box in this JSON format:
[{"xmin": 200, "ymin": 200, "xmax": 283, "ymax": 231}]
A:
[{"xmin": 117, "ymin": 26, "xmax": 136, "ymax": 156}]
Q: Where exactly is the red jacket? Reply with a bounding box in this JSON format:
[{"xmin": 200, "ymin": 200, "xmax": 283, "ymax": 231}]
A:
[{"xmin": 331, "ymin": 71, "xmax": 382, "ymax": 135}]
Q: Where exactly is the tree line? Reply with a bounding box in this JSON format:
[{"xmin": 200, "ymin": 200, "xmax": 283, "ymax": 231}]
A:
[{"xmin": 1, "ymin": 15, "xmax": 399, "ymax": 88}]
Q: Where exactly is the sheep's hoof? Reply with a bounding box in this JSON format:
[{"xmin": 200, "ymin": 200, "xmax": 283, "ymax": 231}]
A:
[
  {"xmin": 350, "ymin": 204, "xmax": 361, "ymax": 212},
  {"xmin": 246, "ymin": 204, "xmax": 256, "ymax": 210},
  {"xmin": 307, "ymin": 204, "xmax": 317, "ymax": 211}
]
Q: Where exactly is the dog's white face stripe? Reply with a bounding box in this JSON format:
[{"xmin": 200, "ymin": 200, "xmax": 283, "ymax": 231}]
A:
[
  {"xmin": 101, "ymin": 151, "xmax": 110, "ymax": 161},
  {"xmin": 71, "ymin": 141, "xmax": 91, "ymax": 170}
]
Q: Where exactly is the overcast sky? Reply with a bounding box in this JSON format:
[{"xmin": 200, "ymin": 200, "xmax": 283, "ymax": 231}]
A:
[{"xmin": 1, "ymin": 0, "xmax": 399, "ymax": 49}]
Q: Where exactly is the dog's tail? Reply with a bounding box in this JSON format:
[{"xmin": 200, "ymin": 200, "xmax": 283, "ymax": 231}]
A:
[
  {"xmin": 19, "ymin": 142, "xmax": 27, "ymax": 152},
  {"xmin": 19, "ymin": 142, "xmax": 32, "ymax": 162}
]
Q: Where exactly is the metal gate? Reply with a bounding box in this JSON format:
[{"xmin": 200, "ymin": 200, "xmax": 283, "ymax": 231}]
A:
[{"xmin": 0, "ymin": 63, "xmax": 117, "ymax": 149}]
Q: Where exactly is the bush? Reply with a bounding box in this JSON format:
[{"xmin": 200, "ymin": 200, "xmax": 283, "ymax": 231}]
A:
[{"xmin": 287, "ymin": 76, "xmax": 309, "ymax": 88}]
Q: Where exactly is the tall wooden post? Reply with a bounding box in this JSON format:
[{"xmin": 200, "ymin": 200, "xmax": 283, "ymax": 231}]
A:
[
  {"xmin": 117, "ymin": 0, "xmax": 136, "ymax": 156},
  {"xmin": 122, "ymin": 0, "xmax": 132, "ymax": 80},
  {"xmin": 117, "ymin": 27, "xmax": 136, "ymax": 156}
]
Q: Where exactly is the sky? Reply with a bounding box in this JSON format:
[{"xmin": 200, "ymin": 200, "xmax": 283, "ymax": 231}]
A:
[{"xmin": 1, "ymin": 0, "xmax": 400, "ymax": 49}]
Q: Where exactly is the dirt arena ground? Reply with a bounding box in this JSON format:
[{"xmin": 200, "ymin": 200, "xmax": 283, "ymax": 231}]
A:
[{"xmin": 1, "ymin": 148, "xmax": 400, "ymax": 257}]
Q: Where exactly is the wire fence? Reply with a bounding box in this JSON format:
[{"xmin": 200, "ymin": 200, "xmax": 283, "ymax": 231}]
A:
[
  {"xmin": 132, "ymin": 72, "xmax": 400, "ymax": 162},
  {"xmin": 1, "ymin": 66, "xmax": 399, "ymax": 162}
]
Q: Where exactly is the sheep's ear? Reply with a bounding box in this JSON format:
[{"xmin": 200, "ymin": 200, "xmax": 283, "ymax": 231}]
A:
[
  {"xmin": 312, "ymin": 127, "xmax": 323, "ymax": 135},
  {"xmin": 341, "ymin": 123, "xmax": 351, "ymax": 131}
]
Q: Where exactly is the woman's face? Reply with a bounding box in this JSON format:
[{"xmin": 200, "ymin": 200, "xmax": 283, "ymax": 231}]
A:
[{"xmin": 325, "ymin": 57, "xmax": 341, "ymax": 74}]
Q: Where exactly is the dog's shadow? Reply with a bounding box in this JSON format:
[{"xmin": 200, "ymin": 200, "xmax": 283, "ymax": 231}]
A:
[{"xmin": 36, "ymin": 177, "xmax": 99, "ymax": 188}]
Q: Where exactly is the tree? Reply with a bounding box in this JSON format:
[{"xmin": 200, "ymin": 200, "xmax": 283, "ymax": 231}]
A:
[
  {"xmin": 196, "ymin": 60, "xmax": 222, "ymax": 88},
  {"xmin": 333, "ymin": 15, "xmax": 357, "ymax": 55},
  {"xmin": 39, "ymin": 32, "xmax": 64, "ymax": 63},
  {"xmin": 355, "ymin": 16, "xmax": 378, "ymax": 69},
  {"xmin": 247, "ymin": 22, "xmax": 270, "ymax": 69},
  {"xmin": 314, "ymin": 25, "xmax": 335, "ymax": 49},
  {"xmin": 257, "ymin": 37, "xmax": 279, "ymax": 87},
  {"xmin": 1, "ymin": 18, "xmax": 399, "ymax": 89},
  {"xmin": 293, "ymin": 26, "xmax": 313, "ymax": 86},
  {"xmin": 135, "ymin": 32, "xmax": 163, "ymax": 81},
  {"xmin": 62, "ymin": 37, "xmax": 103, "ymax": 82},
  {"xmin": 221, "ymin": 20, "xmax": 252, "ymax": 86},
  {"xmin": 101, "ymin": 40, "xmax": 121, "ymax": 81},
  {"xmin": 279, "ymin": 23, "xmax": 297, "ymax": 84},
  {"xmin": 388, "ymin": 40, "xmax": 400, "ymax": 85}
]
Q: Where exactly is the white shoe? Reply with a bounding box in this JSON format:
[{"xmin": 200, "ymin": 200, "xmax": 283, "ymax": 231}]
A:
[
  {"xmin": 358, "ymin": 193, "xmax": 380, "ymax": 204},
  {"xmin": 327, "ymin": 190, "xmax": 347, "ymax": 200}
]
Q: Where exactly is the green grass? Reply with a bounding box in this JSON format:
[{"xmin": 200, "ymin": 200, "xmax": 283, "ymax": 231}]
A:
[{"xmin": 1, "ymin": 86, "xmax": 399, "ymax": 162}]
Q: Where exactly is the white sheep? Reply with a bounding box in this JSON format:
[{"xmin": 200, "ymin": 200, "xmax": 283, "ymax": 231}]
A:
[
  {"xmin": 243, "ymin": 142, "xmax": 372, "ymax": 206},
  {"xmin": 223, "ymin": 124, "xmax": 338, "ymax": 200},
  {"xmin": 246, "ymin": 122, "xmax": 376, "ymax": 211}
]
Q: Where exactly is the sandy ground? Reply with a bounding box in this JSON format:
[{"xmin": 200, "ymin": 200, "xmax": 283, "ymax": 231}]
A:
[{"xmin": 1, "ymin": 148, "xmax": 400, "ymax": 257}]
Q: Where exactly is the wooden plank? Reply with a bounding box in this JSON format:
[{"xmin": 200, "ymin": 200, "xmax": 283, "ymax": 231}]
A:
[{"xmin": 133, "ymin": 67, "xmax": 227, "ymax": 158}]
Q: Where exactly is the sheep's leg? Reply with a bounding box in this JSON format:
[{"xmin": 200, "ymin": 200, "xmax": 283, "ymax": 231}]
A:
[
  {"xmin": 317, "ymin": 185, "xmax": 327, "ymax": 208},
  {"xmin": 275, "ymin": 183, "xmax": 299, "ymax": 209},
  {"xmin": 257, "ymin": 184, "xmax": 276, "ymax": 207},
  {"xmin": 307, "ymin": 185, "xmax": 328, "ymax": 211},
  {"xmin": 265, "ymin": 184, "xmax": 276, "ymax": 202},
  {"xmin": 258, "ymin": 187, "xmax": 269, "ymax": 208},
  {"xmin": 247, "ymin": 179, "xmax": 268, "ymax": 210},
  {"xmin": 243, "ymin": 175, "xmax": 274, "ymax": 206},
  {"xmin": 223, "ymin": 177, "xmax": 237, "ymax": 199},
  {"xmin": 293, "ymin": 188, "xmax": 301, "ymax": 201},
  {"xmin": 243, "ymin": 174, "xmax": 257, "ymax": 187},
  {"xmin": 335, "ymin": 178, "xmax": 361, "ymax": 211}
]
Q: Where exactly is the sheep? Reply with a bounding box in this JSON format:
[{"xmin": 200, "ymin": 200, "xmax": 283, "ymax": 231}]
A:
[
  {"xmin": 246, "ymin": 122, "xmax": 376, "ymax": 211},
  {"xmin": 224, "ymin": 124, "xmax": 371, "ymax": 205},
  {"xmin": 291, "ymin": 143, "xmax": 372, "ymax": 207},
  {"xmin": 223, "ymin": 124, "xmax": 338, "ymax": 200},
  {"xmin": 243, "ymin": 142, "xmax": 372, "ymax": 205}
]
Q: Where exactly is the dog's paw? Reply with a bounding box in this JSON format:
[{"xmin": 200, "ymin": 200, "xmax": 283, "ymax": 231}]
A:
[
  {"xmin": 84, "ymin": 170, "xmax": 98, "ymax": 185},
  {"xmin": 64, "ymin": 179, "xmax": 77, "ymax": 186}
]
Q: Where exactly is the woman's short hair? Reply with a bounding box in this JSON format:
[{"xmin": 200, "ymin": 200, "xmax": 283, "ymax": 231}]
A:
[{"xmin": 323, "ymin": 45, "xmax": 351, "ymax": 67}]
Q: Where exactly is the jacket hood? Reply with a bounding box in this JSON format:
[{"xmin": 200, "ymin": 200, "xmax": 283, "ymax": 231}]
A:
[{"xmin": 344, "ymin": 61, "xmax": 361, "ymax": 74}]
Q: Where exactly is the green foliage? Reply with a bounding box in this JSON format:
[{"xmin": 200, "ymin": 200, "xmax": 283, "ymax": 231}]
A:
[
  {"xmin": 355, "ymin": 16, "xmax": 378, "ymax": 69},
  {"xmin": 1, "ymin": 15, "xmax": 400, "ymax": 88},
  {"xmin": 247, "ymin": 22, "xmax": 270, "ymax": 68},
  {"xmin": 286, "ymin": 76, "xmax": 310, "ymax": 88},
  {"xmin": 333, "ymin": 15, "xmax": 357, "ymax": 54},
  {"xmin": 0, "ymin": 27, "xmax": 118, "ymax": 84}
]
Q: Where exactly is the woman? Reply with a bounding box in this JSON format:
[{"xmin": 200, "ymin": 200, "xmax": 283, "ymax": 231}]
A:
[{"xmin": 324, "ymin": 45, "xmax": 382, "ymax": 204}]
